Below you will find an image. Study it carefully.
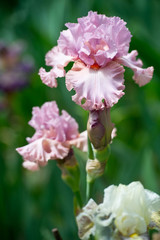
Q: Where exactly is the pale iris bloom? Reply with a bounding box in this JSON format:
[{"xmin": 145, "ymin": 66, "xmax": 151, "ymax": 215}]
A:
[{"xmin": 77, "ymin": 182, "xmax": 160, "ymax": 239}]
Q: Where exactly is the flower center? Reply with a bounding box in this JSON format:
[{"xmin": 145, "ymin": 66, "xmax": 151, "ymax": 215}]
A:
[{"xmin": 90, "ymin": 63, "xmax": 100, "ymax": 70}]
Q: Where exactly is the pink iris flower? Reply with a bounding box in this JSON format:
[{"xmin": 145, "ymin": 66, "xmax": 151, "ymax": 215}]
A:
[
  {"xmin": 16, "ymin": 101, "xmax": 87, "ymax": 171},
  {"xmin": 39, "ymin": 11, "xmax": 153, "ymax": 111}
]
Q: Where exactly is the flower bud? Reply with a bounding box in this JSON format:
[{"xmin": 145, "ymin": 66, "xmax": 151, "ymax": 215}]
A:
[
  {"xmin": 87, "ymin": 108, "xmax": 114, "ymax": 150},
  {"xmin": 87, "ymin": 109, "xmax": 114, "ymax": 180}
]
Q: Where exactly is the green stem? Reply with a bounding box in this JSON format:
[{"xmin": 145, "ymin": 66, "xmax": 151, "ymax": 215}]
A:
[
  {"xmin": 88, "ymin": 137, "xmax": 94, "ymax": 160},
  {"xmin": 74, "ymin": 190, "xmax": 83, "ymax": 209},
  {"xmin": 86, "ymin": 138, "xmax": 94, "ymax": 202},
  {"xmin": 86, "ymin": 176, "xmax": 94, "ymax": 202},
  {"xmin": 93, "ymin": 145, "xmax": 111, "ymax": 163}
]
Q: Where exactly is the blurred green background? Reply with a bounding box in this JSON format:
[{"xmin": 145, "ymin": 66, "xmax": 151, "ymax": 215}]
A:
[{"xmin": 0, "ymin": 0, "xmax": 160, "ymax": 239}]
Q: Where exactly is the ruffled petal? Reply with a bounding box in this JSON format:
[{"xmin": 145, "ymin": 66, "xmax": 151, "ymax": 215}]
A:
[
  {"xmin": 117, "ymin": 50, "xmax": 154, "ymax": 86},
  {"xmin": 39, "ymin": 67, "xmax": 58, "ymax": 88},
  {"xmin": 45, "ymin": 46, "xmax": 74, "ymax": 67},
  {"xmin": 57, "ymin": 12, "xmax": 131, "ymax": 68},
  {"xmin": 39, "ymin": 47, "xmax": 74, "ymax": 88},
  {"xmin": 27, "ymin": 128, "xmax": 57, "ymax": 143},
  {"xmin": 47, "ymin": 110, "xmax": 79, "ymax": 142},
  {"xmin": 58, "ymin": 29, "xmax": 80, "ymax": 57},
  {"xmin": 69, "ymin": 131, "xmax": 88, "ymax": 152},
  {"xmin": 145, "ymin": 189, "xmax": 160, "ymax": 212},
  {"xmin": 16, "ymin": 138, "xmax": 70, "ymax": 165},
  {"xmin": 51, "ymin": 117, "xmax": 67, "ymax": 142},
  {"xmin": 76, "ymin": 198, "xmax": 97, "ymax": 240},
  {"xmin": 60, "ymin": 110, "xmax": 79, "ymax": 140},
  {"xmin": 78, "ymin": 11, "xmax": 107, "ymax": 28},
  {"xmin": 66, "ymin": 61, "xmax": 125, "ymax": 110},
  {"xmin": 94, "ymin": 40, "xmax": 117, "ymax": 67},
  {"xmin": 108, "ymin": 16, "xmax": 131, "ymax": 56},
  {"xmin": 28, "ymin": 101, "xmax": 59, "ymax": 130}
]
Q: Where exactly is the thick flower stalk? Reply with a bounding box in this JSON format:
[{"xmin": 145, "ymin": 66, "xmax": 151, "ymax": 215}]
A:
[
  {"xmin": 86, "ymin": 109, "xmax": 116, "ymax": 202},
  {"xmin": 16, "ymin": 101, "xmax": 87, "ymax": 171},
  {"xmin": 57, "ymin": 149, "xmax": 83, "ymax": 212},
  {"xmin": 86, "ymin": 108, "xmax": 115, "ymax": 183},
  {"xmin": 39, "ymin": 11, "xmax": 153, "ymax": 111},
  {"xmin": 77, "ymin": 182, "xmax": 160, "ymax": 240}
]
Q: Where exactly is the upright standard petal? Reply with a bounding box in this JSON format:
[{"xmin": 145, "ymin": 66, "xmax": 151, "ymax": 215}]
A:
[
  {"xmin": 66, "ymin": 61, "xmax": 125, "ymax": 110},
  {"xmin": 60, "ymin": 110, "xmax": 79, "ymax": 140},
  {"xmin": 59, "ymin": 12, "xmax": 131, "ymax": 67},
  {"xmin": 77, "ymin": 12, "xmax": 131, "ymax": 57},
  {"xmin": 28, "ymin": 101, "xmax": 59, "ymax": 130},
  {"xmin": 58, "ymin": 28, "xmax": 81, "ymax": 57},
  {"xmin": 108, "ymin": 16, "xmax": 132, "ymax": 56},
  {"xmin": 117, "ymin": 50, "xmax": 154, "ymax": 86}
]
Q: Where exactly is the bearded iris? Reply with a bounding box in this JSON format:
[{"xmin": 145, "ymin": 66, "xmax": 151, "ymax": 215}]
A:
[
  {"xmin": 77, "ymin": 182, "xmax": 160, "ymax": 239},
  {"xmin": 16, "ymin": 101, "xmax": 87, "ymax": 170},
  {"xmin": 39, "ymin": 11, "xmax": 153, "ymax": 110}
]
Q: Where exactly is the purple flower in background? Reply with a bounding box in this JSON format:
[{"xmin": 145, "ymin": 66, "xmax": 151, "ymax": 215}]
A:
[{"xmin": 0, "ymin": 41, "xmax": 34, "ymax": 92}]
